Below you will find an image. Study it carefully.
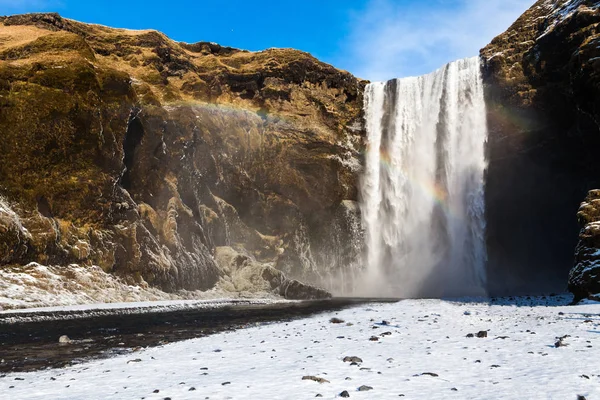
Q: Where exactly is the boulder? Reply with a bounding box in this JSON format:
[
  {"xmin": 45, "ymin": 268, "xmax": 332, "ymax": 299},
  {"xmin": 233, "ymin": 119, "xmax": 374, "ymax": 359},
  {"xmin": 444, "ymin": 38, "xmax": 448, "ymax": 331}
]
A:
[{"xmin": 569, "ymin": 190, "xmax": 600, "ymax": 302}]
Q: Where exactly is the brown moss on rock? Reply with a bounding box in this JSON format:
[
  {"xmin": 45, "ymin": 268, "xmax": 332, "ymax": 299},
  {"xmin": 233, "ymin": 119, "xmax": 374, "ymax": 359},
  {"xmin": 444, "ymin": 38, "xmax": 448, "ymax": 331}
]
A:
[
  {"xmin": 0, "ymin": 13, "xmax": 362, "ymax": 295},
  {"xmin": 0, "ymin": 31, "xmax": 95, "ymax": 60}
]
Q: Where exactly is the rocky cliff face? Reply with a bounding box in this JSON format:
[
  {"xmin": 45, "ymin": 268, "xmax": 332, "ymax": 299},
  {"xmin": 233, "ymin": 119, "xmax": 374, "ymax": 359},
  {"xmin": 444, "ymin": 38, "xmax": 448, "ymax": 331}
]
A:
[
  {"xmin": 0, "ymin": 13, "xmax": 365, "ymax": 304},
  {"xmin": 569, "ymin": 189, "xmax": 600, "ymax": 301},
  {"xmin": 481, "ymin": 0, "xmax": 600, "ymax": 295}
]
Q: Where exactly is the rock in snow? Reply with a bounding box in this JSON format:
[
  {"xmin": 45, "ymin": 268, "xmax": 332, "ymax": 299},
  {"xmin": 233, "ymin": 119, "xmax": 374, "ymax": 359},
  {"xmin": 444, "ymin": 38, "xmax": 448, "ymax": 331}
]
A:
[
  {"xmin": 302, "ymin": 376, "xmax": 330, "ymax": 384},
  {"xmin": 58, "ymin": 335, "xmax": 71, "ymax": 344}
]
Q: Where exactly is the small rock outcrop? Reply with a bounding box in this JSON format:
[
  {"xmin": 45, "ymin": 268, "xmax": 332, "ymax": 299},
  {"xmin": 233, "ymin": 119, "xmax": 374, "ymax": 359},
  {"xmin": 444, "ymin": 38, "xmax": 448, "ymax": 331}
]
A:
[{"xmin": 569, "ymin": 190, "xmax": 600, "ymax": 302}]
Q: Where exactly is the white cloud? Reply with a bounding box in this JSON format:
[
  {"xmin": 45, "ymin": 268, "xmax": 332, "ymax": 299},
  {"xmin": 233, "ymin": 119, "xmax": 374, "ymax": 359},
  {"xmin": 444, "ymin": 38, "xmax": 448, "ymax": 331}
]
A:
[{"xmin": 342, "ymin": 0, "xmax": 534, "ymax": 81}]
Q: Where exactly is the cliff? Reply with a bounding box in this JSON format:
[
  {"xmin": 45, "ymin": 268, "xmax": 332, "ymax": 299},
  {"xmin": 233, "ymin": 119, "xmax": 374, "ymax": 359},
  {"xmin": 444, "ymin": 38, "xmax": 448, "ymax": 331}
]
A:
[
  {"xmin": 481, "ymin": 0, "xmax": 600, "ymax": 295},
  {"xmin": 0, "ymin": 13, "xmax": 365, "ymax": 306},
  {"xmin": 3, "ymin": 2, "xmax": 600, "ymax": 305}
]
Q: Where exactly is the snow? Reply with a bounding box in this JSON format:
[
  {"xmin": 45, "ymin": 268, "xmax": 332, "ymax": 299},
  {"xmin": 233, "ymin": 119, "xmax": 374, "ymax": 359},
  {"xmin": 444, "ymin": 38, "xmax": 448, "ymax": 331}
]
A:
[
  {"xmin": 486, "ymin": 51, "xmax": 505, "ymax": 61},
  {"xmin": 589, "ymin": 248, "xmax": 600, "ymax": 257},
  {"xmin": 0, "ymin": 263, "xmax": 178, "ymax": 310},
  {"xmin": 0, "ymin": 196, "xmax": 30, "ymax": 236},
  {"xmin": 0, "ymin": 263, "xmax": 281, "ymax": 312},
  {"xmin": 2, "ymin": 295, "xmax": 600, "ymax": 399},
  {"xmin": 0, "ymin": 298, "xmax": 286, "ymax": 315},
  {"xmin": 537, "ymin": 0, "xmax": 600, "ymax": 41},
  {"xmin": 328, "ymin": 153, "xmax": 361, "ymax": 172},
  {"xmin": 579, "ymin": 263, "xmax": 600, "ymax": 274},
  {"xmin": 0, "ymin": 298, "xmax": 290, "ymax": 323}
]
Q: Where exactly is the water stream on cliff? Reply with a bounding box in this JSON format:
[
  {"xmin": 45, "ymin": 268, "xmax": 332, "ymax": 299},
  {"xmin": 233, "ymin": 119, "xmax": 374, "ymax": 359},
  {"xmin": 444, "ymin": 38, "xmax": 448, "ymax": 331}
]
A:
[{"xmin": 360, "ymin": 57, "xmax": 488, "ymax": 298}]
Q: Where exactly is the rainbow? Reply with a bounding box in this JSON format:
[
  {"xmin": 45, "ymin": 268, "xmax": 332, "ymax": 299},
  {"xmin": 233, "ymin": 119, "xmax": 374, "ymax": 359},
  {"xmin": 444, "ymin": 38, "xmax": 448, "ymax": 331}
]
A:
[
  {"xmin": 365, "ymin": 143, "xmax": 453, "ymax": 217},
  {"xmin": 171, "ymin": 99, "xmax": 457, "ymax": 216}
]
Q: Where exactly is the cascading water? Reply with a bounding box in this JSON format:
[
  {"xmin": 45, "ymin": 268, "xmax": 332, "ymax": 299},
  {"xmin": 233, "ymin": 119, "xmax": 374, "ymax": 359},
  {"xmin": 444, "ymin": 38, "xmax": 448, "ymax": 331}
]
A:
[{"xmin": 360, "ymin": 57, "xmax": 488, "ymax": 298}]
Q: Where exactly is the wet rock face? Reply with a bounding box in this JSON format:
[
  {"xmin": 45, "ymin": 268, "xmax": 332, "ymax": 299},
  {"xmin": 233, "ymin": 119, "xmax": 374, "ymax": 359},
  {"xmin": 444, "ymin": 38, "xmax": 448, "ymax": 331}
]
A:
[
  {"xmin": 481, "ymin": 0, "xmax": 600, "ymax": 295},
  {"xmin": 0, "ymin": 13, "xmax": 365, "ymax": 294},
  {"xmin": 569, "ymin": 190, "xmax": 600, "ymax": 302}
]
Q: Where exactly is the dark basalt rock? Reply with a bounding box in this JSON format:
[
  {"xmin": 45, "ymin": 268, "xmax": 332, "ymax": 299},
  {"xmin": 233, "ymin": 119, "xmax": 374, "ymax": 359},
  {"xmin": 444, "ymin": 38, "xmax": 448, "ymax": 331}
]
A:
[
  {"xmin": 279, "ymin": 279, "xmax": 331, "ymax": 300},
  {"xmin": 481, "ymin": 0, "xmax": 600, "ymax": 295},
  {"xmin": 568, "ymin": 190, "xmax": 600, "ymax": 302}
]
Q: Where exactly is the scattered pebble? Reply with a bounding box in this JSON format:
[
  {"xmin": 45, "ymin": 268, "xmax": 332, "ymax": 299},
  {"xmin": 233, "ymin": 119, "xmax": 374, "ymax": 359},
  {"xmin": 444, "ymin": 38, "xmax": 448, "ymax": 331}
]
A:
[
  {"xmin": 302, "ymin": 376, "xmax": 330, "ymax": 384},
  {"xmin": 59, "ymin": 335, "xmax": 71, "ymax": 344}
]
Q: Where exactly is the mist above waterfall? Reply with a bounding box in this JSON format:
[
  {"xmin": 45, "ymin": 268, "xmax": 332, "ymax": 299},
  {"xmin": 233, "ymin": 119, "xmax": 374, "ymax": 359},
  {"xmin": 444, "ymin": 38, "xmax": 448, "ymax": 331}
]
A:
[{"xmin": 360, "ymin": 57, "xmax": 488, "ymax": 298}]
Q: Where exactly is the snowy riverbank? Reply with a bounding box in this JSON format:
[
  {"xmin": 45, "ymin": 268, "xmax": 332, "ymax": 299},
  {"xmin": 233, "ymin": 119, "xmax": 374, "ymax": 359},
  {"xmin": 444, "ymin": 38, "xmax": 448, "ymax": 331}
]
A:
[
  {"xmin": 0, "ymin": 263, "xmax": 286, "ymax": 311},
  {"xmin": 2, "ymin": 294, "xmax": 599, "ymax": 399},
  {"xmin": 0, "ymin": 298, "xmax": 291, "ymax": 324}
]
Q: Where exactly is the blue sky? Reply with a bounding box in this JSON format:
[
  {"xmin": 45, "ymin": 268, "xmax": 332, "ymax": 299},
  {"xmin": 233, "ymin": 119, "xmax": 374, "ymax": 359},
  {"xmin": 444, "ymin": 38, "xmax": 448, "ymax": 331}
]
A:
[{"xmin": 0, "ymin": 0, "xmax": 534, "ymax": 81}]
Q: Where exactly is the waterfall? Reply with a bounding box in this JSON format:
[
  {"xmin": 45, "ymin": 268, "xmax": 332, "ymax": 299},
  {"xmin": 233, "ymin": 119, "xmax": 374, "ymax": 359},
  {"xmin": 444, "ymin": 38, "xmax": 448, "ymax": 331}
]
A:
[{"xmin": 360, "ymin": 57, "xmax": 488, "ymax": 298}]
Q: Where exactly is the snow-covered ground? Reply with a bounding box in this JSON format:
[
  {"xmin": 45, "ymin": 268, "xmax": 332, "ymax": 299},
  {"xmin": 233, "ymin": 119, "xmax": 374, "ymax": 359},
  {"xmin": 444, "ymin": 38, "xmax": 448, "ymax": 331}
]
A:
[
  {"xmin": 0, "ymin": 298, "xmax": 290, "ymax": 323},
  {"xmin": 2, "ymin": 295, "xmax": 599, "ymax": 399},
  {"xmin": 0, "ymin": 263, "xmax": 282, "ymax": 311}
]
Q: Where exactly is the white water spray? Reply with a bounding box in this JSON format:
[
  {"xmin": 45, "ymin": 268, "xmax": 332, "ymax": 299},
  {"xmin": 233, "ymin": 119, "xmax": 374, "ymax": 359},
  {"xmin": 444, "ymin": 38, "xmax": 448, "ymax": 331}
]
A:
[{"xmin": 360, "ymin": 57, "xmax": 488, "ymax": 298}]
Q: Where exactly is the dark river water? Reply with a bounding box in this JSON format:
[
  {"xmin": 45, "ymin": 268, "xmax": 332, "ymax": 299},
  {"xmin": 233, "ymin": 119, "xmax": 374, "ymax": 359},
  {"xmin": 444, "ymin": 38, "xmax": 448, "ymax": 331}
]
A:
[{"xmin": 0, "ymin": 298, "xmax": 398, "ymax": 373}]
